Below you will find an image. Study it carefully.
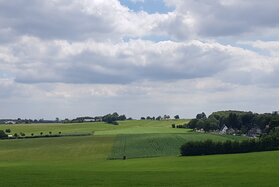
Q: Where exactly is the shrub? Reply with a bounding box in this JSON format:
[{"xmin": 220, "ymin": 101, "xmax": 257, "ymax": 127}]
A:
[
  {"xmin": 109, "ymin": 121, "xmax": 119, "ymax": 125},
  {"xmin": 181, "ymin": 135, "xmax": 278, "ymax": 156},
  {"xmin": 20, "ymin": 132, "xmax": 25, "ymax": 137},
  {"xmin": 0, "ymin": 130, "xmax": 8, "ymax": 139}
]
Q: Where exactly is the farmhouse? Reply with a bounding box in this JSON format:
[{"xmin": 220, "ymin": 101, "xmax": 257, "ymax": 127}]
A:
[
  {"xmin": 94, "ymin": 116, "xmax": 103, "ymax": 122},
  {"xmin": 247, "ymin": 127, "xmax": 262, "ymax": 137},
  {"xmin": 227, "ymin": 128, "xmax": 235, "ymax": 135},
  {"xmin": 219, "ymin": 125, "xmax": 236, "ymax": 135},
  {"xmin": 5, "ymin": 121, "xmax": 16, "ymax": 124},
  {"xmin": 84, "ymin": 118, "xmax": 95, "ymax": 122},
  {"xmin": 196, "ymin": 128, "xmax": 205, "ymax": 133},
  {"xmin": 220, "ymin": 125, "xmax": 228, "ymax": 134}
]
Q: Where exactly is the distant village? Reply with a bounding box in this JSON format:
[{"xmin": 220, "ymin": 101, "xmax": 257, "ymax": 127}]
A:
[
  {"xmin": 186, "ymin": 111, "xmax": 278, "ymax": 138},
  {"xmin": 194, "ymin": 124, "xmax": 262, "ymax": 138}
]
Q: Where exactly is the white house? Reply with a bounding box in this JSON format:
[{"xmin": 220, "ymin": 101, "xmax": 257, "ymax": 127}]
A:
[
  {"xmin": 247, "ymin": 128, "xmax": 262, "ymax": 137},
  {"xmin": 220, "ymin": 125, "xmax": 228, "ymax": 134},
  {"xmin": 84, "ymin": 119, "xmax": 95, "ymax": 122},
  {"xmin": 5, "ymin": 121, "xmax": 16, "ymax": 124}
]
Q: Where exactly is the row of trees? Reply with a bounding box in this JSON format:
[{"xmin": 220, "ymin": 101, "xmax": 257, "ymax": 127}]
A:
[
  {"xmin": 187, "ymin": 111, "xmax": 278, "ymax": 133},
  {"xmin": 0, "ymin": 130, "xmax": 63, "ymax": 139},
  {"xmin": 0, "ymin": 118, "xmax": 60, "ymax": 124},
  {"xmin": 172, "ymin": 124, "xmax": 186, "ymax": 128},
  {"xmin": 180, "ymin": 131, "xmax": 278, "ymax": 156},
  {"xmin": 140, "ymin": 115, "xmax": 180, "ymax": 120},
  {"xmin": 67, "ymin": 113, "xmax": 127, "ymax": 125}
]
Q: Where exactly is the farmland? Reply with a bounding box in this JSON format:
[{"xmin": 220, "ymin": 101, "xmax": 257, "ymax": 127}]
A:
[
  {"xmin": 0, "ymin": 119, "xmax": 189, "ymax": 136},
  {"xmin": 0, "ymin": 120, "xmax": 278, "ymax": 186},
  {"xmin": 109, "ymin": 133, "xmax": 247, "ymax": 159}
]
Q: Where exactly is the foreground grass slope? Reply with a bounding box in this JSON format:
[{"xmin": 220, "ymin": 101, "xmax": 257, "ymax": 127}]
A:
[{"xmin": 0, "ymin": 148, "xmax": 278, "ymax": 186}]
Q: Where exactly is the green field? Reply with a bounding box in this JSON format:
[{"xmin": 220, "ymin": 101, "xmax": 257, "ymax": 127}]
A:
[
  {"xmin": 109, "ymin": 133, "xmax": 247, "ymax": 159},
  {"xmin": 0, "ymin": 120, "xmax": 189, "ymax": 135},
  {"xmin": 0, "ymin": 120, "xmax": 278, "ymax": 186}
]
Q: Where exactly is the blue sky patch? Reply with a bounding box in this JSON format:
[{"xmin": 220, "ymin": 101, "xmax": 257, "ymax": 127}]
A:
[{"xmin": 120, "ymin": 0, "xmax": 173, "ymax": 14}]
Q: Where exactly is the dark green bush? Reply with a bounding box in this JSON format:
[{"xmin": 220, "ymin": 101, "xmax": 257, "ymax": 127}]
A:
[{"xmin": 181, "ymin": 133, "xmax": 278, "ymax": 156}]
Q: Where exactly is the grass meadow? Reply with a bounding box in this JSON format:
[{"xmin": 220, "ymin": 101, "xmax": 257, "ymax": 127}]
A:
[{"xmin": 0, "ymin": 120, "xmax": 278, "ymax": 186}]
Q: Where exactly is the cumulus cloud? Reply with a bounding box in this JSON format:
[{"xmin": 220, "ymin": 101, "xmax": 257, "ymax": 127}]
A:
[
  {"xmin": 0, "ymin": 0, "xmax": 278, "ymax": 118},
  {"xmin": 0, "ymin": 0, "xmax": 169, "ymax": 42},
  {"xmin": 0, "ymin": 77, "xmax": 277, "ymax": 119},
  {"xmin": 0, "ymin": 36, "xmax": 276, "ymax": 88},
  {"xmin": 164, "ymin": 0, "xmax": 279, "ymax": 39}
]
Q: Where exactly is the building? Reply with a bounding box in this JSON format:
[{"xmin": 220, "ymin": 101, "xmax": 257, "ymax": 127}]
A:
[
  {"xmin": 5, "ymin": 121, "xmax": 16, "ymax": 124},
  {"xmin": 220, "ymin": 125, "xmax": 228, "ymax": 134},
  {"xmin": 84, "ymin": 118, "xmax": 95, "ymax": 122},
  {"xmin": 247, "ymin": 128, "xmax": 262, "ymax": 137}
]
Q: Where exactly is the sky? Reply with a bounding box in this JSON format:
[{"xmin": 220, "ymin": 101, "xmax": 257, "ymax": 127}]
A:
[{"xmin": 0, "ymin": 0, "xmax": 278, "ymax": 119}]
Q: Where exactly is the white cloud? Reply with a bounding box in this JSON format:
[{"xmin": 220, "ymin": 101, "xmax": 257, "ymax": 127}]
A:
[
  {"xmin": 0, "ymin": 0, "xmax": 171, "ymax": 42},
  {"xmin": 0, "ymin": 77, "xmax": 277, "ymax": 119},
  {"xmin": 163, "ymin": 0, "xmax": 278, "ymax": 39},
  {"xmin": 0, "ymin": 35, "xmax": 277, "ymax": 88},
  {"xmin": 0, "ymin": 0, "xmax": 277, "ymax": 118}
]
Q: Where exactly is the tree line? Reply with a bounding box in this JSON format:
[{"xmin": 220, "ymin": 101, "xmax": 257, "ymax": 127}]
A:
[
  {"xmin": 71, "ymin": 112, "xmax": 128, "ymax": 125},
  {"xmin": 187, "ymin": 111, "xmax": 278, "ymax": 134},
  {"xmin": 140, "ymin": 115, "xmax": 180, "ymax": 120},
  {"xmin": 0, "ymin": 129, "xmax": 93, "ymax": 139},
  {"xmin": 180, "ymin": 130, "xmax": 278, "ymax": 156}
]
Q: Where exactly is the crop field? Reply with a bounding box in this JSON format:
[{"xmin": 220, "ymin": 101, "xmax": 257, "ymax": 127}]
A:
[
  {"xmin": 109, "ymin": 133, "xmax": 247, "ymax": 159},
  {"xmin": 0, "ymin": 120, "xmax": 278, "ymax": 186}
]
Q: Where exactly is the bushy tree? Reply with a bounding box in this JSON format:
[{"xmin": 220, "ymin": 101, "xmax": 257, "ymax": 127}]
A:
[
  {"xmin": 187, "ymin": 119, "xmax": 198, "ymax": 129},
  {"xmin": 118, "ymin": 115, "xmax": 126, "ymax": 121},
  {"xmin": 146, "ymin": 116, "xmax": 152, "ymax": 120},
  {"xmin": 196, "ymin": 112, "xmax": 207, "ymax": 120},
  {"xmin": 102, "ymin": 112, "xmax": 121, "ymax": 124},
  {"xmin": 0, "ymin": 130, "xmax": 8, "ymax": 139},
  {"xmin": 20, "ymin": 132, "xmax": 25, "ymax": 137},
  {"xmin": 156, "ymin": 116, "xmax": 161, "ymax": 120},
  {"xmin": 228, "ymin": 113, "xmax": 241, "ymax": 129}
]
